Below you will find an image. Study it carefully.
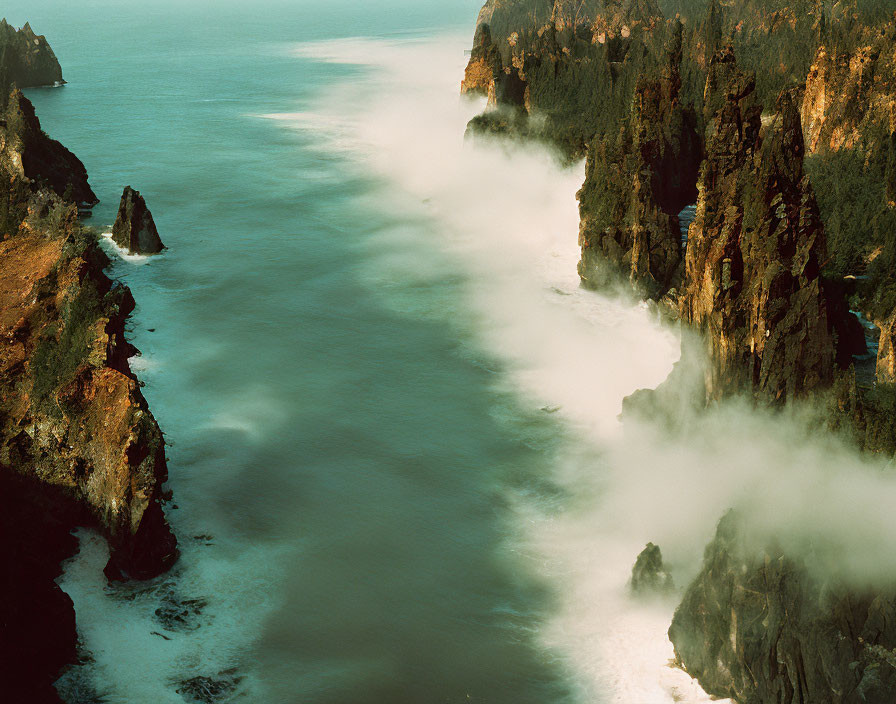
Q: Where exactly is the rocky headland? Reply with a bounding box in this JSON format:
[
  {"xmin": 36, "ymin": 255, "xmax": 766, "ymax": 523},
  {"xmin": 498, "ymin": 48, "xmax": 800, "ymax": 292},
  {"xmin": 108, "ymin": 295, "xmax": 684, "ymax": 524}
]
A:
[
  {"xmin": 0, "ymin": 19, "xmax": 65, "ymax": 89},
  {"xmin": 464, "ymin": 1, "xmax": 896, "ymax": 701},
  {"xmin": 0, "ymin": 22, "xmax": 176, "ymax": 703}
]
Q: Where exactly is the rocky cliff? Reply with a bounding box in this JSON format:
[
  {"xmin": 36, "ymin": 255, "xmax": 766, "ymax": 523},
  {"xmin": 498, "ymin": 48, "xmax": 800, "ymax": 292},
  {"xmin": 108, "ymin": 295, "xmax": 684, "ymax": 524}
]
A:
[
  {"xmin": 463, "ymin": 0, "xmax": 673, "ymax": 155},
  {"xmin": 578, "ymin": 21, "xmax": 701, "ymax": 298},
  {"xmin": 670, "ymin": 512, "xmax": 896, "ymax": 704},
  {"xmin": 0, "ymin": 30, "xmax": 176, "ymax": 702},
  {"xmin": 0, "ymin": 190, "xmax": 178, "ymax": 579},
  {"xmin": 800, "ymin": 12, "xmax": 896, "ymax": 154},
  {"xmin": 0, "ymin": 19, "xmax": 64, "ymax": 89},
  {"xmin": 680, "ymin": 51, "xmax": 836, "ymax": 403},
  {"xmin": 2, "ymin": 88, "xmax": 98, "ymax": 207}
]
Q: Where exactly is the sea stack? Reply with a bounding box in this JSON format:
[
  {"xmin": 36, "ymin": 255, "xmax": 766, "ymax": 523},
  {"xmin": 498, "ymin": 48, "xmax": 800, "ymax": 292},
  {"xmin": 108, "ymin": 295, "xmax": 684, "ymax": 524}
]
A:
[
  {"xmin": 630, "ymin": 542, "xmax": 675, "ymax": 596},
  {"xmin": 112, "ymin": 186, "xmax": 165, "ymax": 254}
]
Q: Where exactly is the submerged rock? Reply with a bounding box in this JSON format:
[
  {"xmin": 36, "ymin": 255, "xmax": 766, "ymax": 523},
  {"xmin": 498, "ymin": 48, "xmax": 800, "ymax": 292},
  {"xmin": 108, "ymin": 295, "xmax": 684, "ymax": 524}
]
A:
[
  {"xmin": 112, "ymin": 186, "xmax": 165, "ymax": 254},
  {"xmin": 630, "ymin": 542, "xmax": 674, "ymax": 596},
  {"xmin": 154, "ymin": 586, "xmax": 208, "ymax": 632}
]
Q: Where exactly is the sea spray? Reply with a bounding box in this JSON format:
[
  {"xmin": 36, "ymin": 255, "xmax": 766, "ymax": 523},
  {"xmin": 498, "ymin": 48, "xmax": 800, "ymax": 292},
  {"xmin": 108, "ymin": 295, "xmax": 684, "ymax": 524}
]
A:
[
  {"xmin": 283, "ymin": 30, "xmax": 896, "ymax": 703},
  {"xmin": 276, "ymin": 33, "xmax": 731, "ymax": 703}
]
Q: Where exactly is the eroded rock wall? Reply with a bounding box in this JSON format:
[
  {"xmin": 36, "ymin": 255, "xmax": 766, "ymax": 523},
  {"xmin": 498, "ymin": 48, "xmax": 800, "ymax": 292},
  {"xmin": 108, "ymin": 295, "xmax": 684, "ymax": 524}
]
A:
[
  {"xmin": 670, "ymin": 512, "xmax": 896, "ymax": 704},
  {"xmin": 578, "ymin": 21, "xmax": 701, "ymax": 298},
  {"xmin": 680, "ymin": 51, "xmax": 835, "ymax": 403},
  {"xmin": 0, "ymin": 40, "xmax": 175, "ymax": 701}
]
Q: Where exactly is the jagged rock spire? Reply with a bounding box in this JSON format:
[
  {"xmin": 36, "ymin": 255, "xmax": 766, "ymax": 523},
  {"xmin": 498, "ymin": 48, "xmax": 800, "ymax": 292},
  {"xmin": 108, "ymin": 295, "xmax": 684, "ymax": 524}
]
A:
[{"xmin": 680, "ymin": 51, "xmax": 837, "ymax": 403}]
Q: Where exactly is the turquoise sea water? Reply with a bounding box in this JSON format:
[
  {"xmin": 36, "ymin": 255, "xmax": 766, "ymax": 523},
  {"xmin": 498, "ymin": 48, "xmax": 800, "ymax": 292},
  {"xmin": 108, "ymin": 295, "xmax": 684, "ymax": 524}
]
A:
[{"xmin": 7, "ymin": 2, "xmax": 731, "ymax": 702}]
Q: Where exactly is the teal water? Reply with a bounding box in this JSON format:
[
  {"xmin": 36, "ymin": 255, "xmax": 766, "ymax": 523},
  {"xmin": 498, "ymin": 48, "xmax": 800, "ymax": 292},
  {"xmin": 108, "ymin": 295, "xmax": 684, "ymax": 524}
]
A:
[{"xmin": 8, "ymin": 2, "xmax": 705, "ymax": 703}]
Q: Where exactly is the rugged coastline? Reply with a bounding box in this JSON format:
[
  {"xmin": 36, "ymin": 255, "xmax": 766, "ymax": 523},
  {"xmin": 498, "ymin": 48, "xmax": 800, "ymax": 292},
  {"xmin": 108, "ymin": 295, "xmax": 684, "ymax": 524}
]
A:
[
  {"xmin": 0, "ymin": 20, "xmax": 176, "ymax": 702},
  {"xmin": 464, "ymin": 1, "xmax": 896, "ymax": 702}
]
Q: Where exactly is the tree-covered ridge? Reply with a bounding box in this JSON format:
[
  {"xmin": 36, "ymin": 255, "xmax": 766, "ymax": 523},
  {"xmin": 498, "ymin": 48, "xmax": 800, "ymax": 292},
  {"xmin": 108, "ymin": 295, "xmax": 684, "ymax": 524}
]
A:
[{"xmin": 470, "ymin": 0, "xmax": 896, "ymax": 145}]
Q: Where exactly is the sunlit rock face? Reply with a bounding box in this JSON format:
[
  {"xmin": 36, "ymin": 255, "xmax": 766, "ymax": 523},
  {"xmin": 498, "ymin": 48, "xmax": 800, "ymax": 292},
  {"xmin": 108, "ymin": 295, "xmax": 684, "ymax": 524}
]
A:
[
  {"xmin": 670, "ymin": 512, "xmax": 896, "ymax": 704},
  {"xmin": 0, "ymin": 100, "xmax": 177, "ymax": 580},
  {"xmin": 801, "ymin": 19, "xmax": 896, "ymax": 156},
  {"xmin": 461, "ymin": 23, "xmax": 502, "ymax": 98},
  {"xmin": 680, "ymin": 49, "xmax": 836, "ymax": 404},
  {"xmin": 876, "ymin": 313, "xmax": 896, "ymax": 385}
]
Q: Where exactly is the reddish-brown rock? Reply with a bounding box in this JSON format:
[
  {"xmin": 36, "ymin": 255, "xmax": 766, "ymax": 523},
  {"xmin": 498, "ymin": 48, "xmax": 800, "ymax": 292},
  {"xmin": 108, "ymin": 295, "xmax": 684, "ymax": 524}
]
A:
[
  {"xmin": 0, "ymin": 79, "xmax": 175, "ymax": 701},
  {"xmin": 801, "ymin": 26, "xmax": 896, "ymax": 156}
]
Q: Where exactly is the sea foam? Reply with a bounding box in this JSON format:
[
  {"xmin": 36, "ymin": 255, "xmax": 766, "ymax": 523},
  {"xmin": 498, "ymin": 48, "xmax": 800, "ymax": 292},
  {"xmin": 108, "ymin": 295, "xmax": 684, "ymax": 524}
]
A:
[{"xmin": 279, "ymin": 32, "xmax": 727, "ymax": 704}]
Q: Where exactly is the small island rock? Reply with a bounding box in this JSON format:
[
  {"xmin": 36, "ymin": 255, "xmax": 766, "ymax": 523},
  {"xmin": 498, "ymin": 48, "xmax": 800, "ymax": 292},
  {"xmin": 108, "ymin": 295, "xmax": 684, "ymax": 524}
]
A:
[
  {"xmin": 112, "ymin": 186, "xmax": 165, "ymax": 254},
  {"xmin": 630, "ymin": 542, "xmax": 675, "ymax": 596}
]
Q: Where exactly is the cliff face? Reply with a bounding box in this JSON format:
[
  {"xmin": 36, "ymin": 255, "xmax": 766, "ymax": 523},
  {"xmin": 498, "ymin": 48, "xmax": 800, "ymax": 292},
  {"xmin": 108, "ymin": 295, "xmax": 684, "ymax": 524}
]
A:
[
  {"xmin": 0, "ymin": 19, "xmax": 64, "ymax": 89},
  {"xmin": 2, "ymin": 88, "xmax": 98, "ymax": 207},
  {"xmin": 0, "ymin": 35, "xmax": 175, "ymax": 701},
  {"xmin": 795, "ymin": 19, "xmax": 896, "ymax": 390},
  {"xmin": 461, "ymin": 24, "xmax": 503, "ymax": 98},
  {"xmin": 463, "ymin": 0, "xmax": 672, "ymax": 154},
  {"xmin": 680, "ymin": 51, "xmax": 836, "ymax": 403},
  {"xmin": 0, "ymin": 95, "xmax": 176, "ymax": 563},
  {"xmin": 670, "ymin": 513, "xmax": 896, "ymax": 704},
  {"xmin": 578, "ymin": 23, "xmax": 701, "ymax": 298},
  {"xmin": 0, "ymin": 204, "xmax": 177, "ymax": 579},
  {"xmin": 801, "ymin": 25, "xmax": 896, "ymax": 156},
  {"xmin": 462, "ymin": 4, "xmax": 896, "ymax": 702},
  {"xmin": 877, "ymin": 313, "xmax": 896, "ymax": 384}
]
